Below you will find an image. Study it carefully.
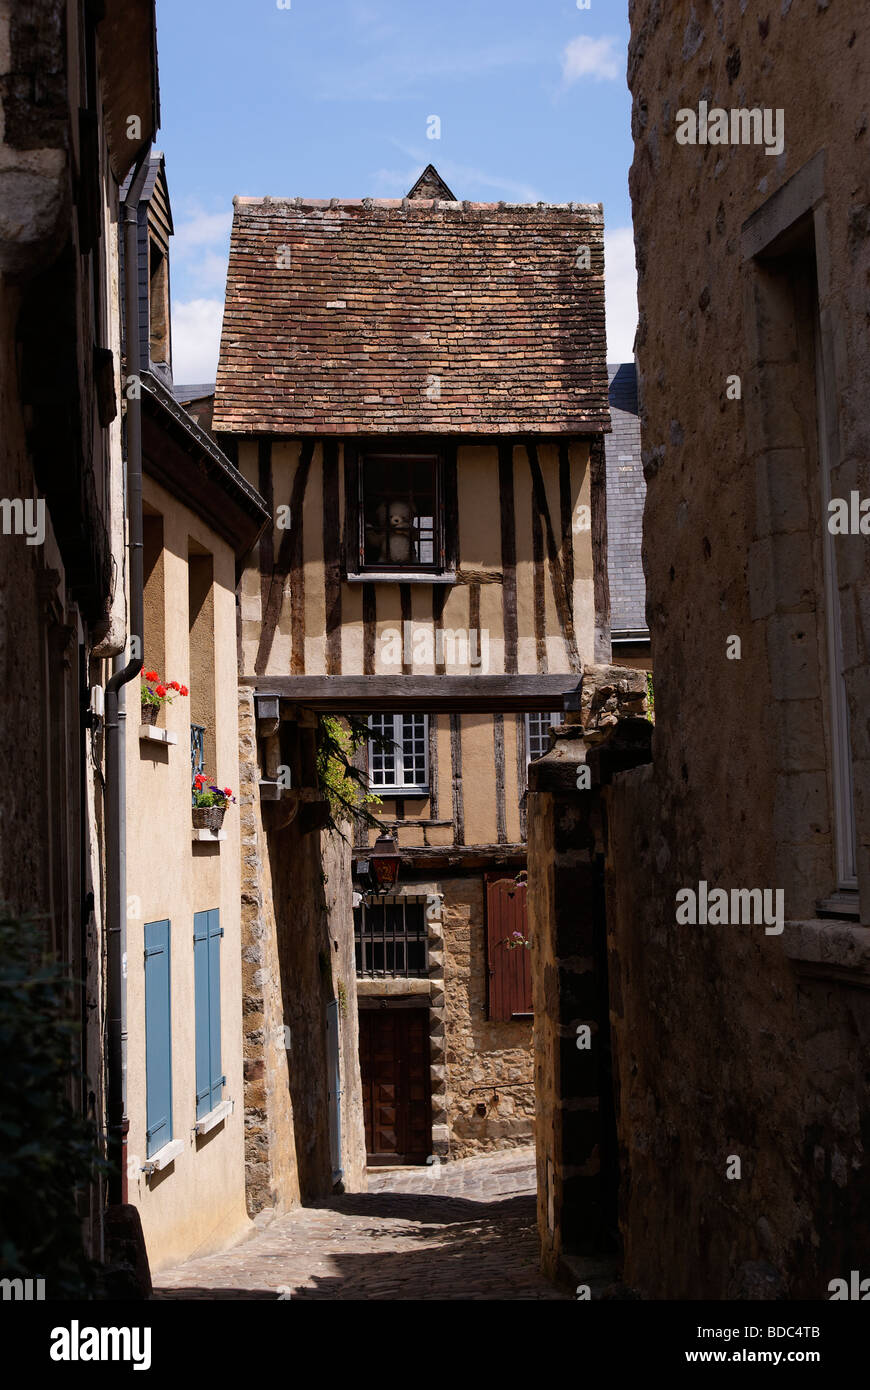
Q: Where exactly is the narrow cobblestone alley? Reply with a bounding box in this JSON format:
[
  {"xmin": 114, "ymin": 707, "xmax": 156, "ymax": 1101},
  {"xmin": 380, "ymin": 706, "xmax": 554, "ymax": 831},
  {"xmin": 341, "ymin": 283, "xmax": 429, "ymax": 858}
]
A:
[{"xmin": 154, "ymin": 1149, "xmax": 569, "ymax": 1301}]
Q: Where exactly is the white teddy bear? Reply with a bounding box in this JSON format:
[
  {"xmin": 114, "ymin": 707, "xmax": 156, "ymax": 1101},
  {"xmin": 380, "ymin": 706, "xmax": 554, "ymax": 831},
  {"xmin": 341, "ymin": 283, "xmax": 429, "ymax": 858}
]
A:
[{"xmin": 366, "ymin": 499, "xmax": 414, "ymax": 564}]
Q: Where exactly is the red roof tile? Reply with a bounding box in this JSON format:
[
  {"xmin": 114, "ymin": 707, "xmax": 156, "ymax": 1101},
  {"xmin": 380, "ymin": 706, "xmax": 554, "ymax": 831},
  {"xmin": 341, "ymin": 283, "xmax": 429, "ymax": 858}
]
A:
[{"xmin": 214, "ymin": 196, "xmax": 610, "ymax": 436}]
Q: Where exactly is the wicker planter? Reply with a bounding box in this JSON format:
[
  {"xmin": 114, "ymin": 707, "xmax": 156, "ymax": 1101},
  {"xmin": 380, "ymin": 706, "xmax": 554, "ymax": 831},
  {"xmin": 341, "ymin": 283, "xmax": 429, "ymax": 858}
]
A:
[
  {"xmin": 192, "ymin": 804, "xmax": 226, "ymax": 833},
  {"xmin": 140, "ymin": 702, "xmax": 159, "ymax": 726}
]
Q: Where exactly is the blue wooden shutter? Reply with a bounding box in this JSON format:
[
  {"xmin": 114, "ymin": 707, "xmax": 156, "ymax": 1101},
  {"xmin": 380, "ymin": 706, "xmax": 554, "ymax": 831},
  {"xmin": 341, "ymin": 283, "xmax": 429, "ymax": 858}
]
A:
[
  {"xmin": 193, "ymin": 911, "xmax": 211, "ymax": 1119},
  {"xmin": 207, "ymin": 909, "xmax": 223, "ymax": 1113},
  {"xmin": 194, "ymin": 909, "xmax": 224, "ymax": 1119},
  {"xmin": 144, "ymin": 919, "xmax": 172, "ymax": 1156}
]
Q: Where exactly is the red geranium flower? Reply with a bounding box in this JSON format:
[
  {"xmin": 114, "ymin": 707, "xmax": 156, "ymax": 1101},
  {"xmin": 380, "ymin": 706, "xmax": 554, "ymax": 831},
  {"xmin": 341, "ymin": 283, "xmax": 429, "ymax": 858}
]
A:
[
  {"xmin": 144, "ymin": 670, "xmax": 158, "ymax": 682},
  {"xmin": 155, "ymin": 684, "xmax": 167, "ymax": 697},
  {"xmin": 179, "ymin": 685, "xmax": 189, "ymax": 697},
  {"xmin": 223, "ymin": 787, "xmax": 233, "ymax": 798},
  {"xmin": 168, "ymin": 681, "xmax": 180, "ymax": 692}
]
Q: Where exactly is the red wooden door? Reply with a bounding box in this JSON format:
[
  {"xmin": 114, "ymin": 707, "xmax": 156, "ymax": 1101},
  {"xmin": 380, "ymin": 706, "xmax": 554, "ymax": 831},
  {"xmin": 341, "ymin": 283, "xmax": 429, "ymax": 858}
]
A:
[
  {"xmin": 359, "ymin": 1008, "xmax": 430, "ymax": 1164},
  {"xmin": 485, "ymin": 873, "xmax": 533, "ymax": 1020}
]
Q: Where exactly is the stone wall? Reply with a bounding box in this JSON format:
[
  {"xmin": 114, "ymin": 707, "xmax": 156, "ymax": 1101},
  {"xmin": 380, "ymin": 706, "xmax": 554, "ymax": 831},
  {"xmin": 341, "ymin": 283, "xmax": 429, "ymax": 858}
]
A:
[
  {"xmin": 238, "ymin": 690, "xmax": 300, "ymax": 1217},
  {"xmin": 238, "ymin": 693, "xmax": 367, "ymax": 1217},
  {"xmin": 441, "ymin": 874, "xmax": 535, "ymax": 1155},
  {"xmin": 528, "ymin": 665, "xmax": 650, "ymax": 1281},
  {"xmin": 601, "ymin": 0, "xmax": 870, "ymax": 1298}
]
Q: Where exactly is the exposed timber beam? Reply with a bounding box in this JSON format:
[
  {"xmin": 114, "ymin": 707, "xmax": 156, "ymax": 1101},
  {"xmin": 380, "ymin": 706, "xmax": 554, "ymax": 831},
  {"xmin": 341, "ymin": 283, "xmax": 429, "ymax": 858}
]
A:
[
  {"xmin": 245, "ymin": 674, "xmax": 582, "ymax": 714},
  {"xmin": 353, "ymin": 844, "xmax": 527, "ymax": 871}
]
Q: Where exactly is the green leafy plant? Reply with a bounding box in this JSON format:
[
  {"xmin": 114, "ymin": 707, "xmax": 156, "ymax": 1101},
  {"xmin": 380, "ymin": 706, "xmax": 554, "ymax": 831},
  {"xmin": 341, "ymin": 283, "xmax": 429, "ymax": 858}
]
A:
[
  {"xmin": 337, "ymin": 980, "xmax": 348, "ymax": 1018},
  {"xmin": 316, "ymin": 714, "xmax": 385, "ymax": 836},
  {"xmin": 192, "ymin": 774, "xmax": 236, "ymax": 808},
  {"xmin": 0, "ymin": 911, "xmax": 109, "ymax": 1297},
  {"xmin": 646, "ymin": 671, "xmax": 655, "ymax": 722}
]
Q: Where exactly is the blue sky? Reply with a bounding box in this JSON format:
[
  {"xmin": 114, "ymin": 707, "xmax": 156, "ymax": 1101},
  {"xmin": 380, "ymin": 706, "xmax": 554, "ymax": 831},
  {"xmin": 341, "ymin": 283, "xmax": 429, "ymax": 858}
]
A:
[{"xmin": 156, "ymin": 0, "xmax": 637, "ymax": 382}]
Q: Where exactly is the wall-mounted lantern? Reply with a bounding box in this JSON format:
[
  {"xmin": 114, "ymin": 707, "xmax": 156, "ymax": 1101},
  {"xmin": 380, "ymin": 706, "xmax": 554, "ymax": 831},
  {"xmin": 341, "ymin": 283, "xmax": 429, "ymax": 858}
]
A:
[{"xmin": 369, "ymin": 831, "xmax": 400, "ymax": 892}]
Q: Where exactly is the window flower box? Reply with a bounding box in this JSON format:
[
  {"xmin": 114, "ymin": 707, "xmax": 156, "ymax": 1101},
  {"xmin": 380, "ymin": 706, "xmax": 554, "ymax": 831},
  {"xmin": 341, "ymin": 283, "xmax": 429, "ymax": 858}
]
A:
[
  {"xmin": 192, "ymin": 773, "xmax": 236, "ymax": 835},
  {"xmin": 141, "ymin": 668, "xmax": 188, "ymax": 726}
]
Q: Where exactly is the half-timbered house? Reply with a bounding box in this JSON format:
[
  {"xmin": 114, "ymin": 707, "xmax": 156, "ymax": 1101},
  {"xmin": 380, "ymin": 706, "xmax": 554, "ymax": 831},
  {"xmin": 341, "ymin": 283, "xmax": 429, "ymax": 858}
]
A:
[{"xmin": 214, "ymin": 167, "xmax": 610, "ymax": 1171}]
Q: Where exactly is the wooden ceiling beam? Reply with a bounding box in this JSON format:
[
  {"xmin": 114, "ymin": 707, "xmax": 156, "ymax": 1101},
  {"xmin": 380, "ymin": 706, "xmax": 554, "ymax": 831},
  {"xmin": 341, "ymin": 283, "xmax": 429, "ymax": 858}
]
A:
[{"xmin": 246, "ymin": 674, "xmax": 582, "ymax": 715}]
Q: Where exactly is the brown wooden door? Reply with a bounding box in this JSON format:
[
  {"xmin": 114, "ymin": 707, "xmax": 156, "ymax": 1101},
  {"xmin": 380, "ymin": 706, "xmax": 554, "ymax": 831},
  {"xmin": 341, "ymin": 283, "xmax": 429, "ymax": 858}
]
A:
[{"xmin": 359, "ymin": 1008, "xmax": 431, "ymax": 1164}]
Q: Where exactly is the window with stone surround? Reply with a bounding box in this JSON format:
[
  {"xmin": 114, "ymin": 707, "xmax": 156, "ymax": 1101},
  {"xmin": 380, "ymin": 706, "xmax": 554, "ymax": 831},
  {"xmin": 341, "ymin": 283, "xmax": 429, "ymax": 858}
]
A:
[
  {"xmin": 354, "ymin": 895, "xmax": 428, "ymax": 978},
  {"xmin": 742, "ymin": 159, "xmax": 860, "ymax": 917}
]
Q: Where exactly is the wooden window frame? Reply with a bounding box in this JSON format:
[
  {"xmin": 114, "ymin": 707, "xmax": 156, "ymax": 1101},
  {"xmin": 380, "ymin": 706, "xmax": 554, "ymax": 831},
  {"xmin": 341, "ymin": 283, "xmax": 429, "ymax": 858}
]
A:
[
  {"xmin": 343, "ymin": 442, "xmax": 458, "ymax": 582},
  {"xmin": 525, "ymin": 710, "xmax": 561, "ymax": 764},
  {"xmin": 368, "ymin": 712, "xmax": 430, "ymax": 795}
]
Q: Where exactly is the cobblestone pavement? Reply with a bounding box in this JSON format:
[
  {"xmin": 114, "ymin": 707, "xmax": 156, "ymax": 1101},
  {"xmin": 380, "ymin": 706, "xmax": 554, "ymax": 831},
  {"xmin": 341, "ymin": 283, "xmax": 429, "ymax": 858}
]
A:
[{"xmin": 154, "ymin": 1147, "xmax": 569, "ymax": 1300}]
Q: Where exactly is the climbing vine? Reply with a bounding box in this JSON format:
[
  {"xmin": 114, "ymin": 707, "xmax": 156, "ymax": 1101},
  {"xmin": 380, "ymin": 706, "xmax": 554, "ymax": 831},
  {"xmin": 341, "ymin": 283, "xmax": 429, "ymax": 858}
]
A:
[{"xmin": 315, "ymin": 714, "xmax": 385, "ymax": 837}]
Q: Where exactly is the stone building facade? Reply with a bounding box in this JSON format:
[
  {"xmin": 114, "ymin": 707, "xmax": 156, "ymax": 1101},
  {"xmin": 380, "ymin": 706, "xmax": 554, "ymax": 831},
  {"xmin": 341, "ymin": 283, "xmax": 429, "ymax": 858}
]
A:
[
  {"xmin": 213, "ymin": 167, "xmax": 610, "ymax": 1182},
  {"xmin": 0, "ymin": 0, "xmax": 158, "ymax": 1272},
  {"xmin": 531, "ymin": 0, "xmax": 870, "ymax": 1299}
]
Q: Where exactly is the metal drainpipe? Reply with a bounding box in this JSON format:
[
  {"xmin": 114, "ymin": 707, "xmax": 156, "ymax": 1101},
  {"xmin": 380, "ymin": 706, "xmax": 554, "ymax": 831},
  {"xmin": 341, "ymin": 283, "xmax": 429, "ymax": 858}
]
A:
[{"xmin": 105, "ymin": 148, "xmax": 151, "ymax": 1205}]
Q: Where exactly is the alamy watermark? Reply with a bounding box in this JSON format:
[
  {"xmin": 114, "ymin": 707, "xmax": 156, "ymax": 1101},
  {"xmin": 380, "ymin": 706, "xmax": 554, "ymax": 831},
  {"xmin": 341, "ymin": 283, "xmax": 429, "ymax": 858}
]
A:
[
  {"xmin": 828, "ymin": 1270, "xmax": 870, "ymax": 1299},
  {"xmin": 50, "ymin": 1323, "xmax": 151, "ymax": 1370},
  {"xmin": 0, "ymin": 497, "xmax": 44, "ymax": 546},
  {"xmin": 1, "ymin": 1276, "xmax": 45, "ymax": 1300},
  {"xmin": 379, "ymin": 622, "xmax": 490, "ymax": 672},
  {"xmin": 675, "ymin": 881, "xmax": 784, "ymax": 935},
  {"xmin": 827, "ymin": 492, "xmax": 870, "ymax": 534},
  {"xmin": 676, "ymin": 101, "xmax": 784, "ymax": 157}
]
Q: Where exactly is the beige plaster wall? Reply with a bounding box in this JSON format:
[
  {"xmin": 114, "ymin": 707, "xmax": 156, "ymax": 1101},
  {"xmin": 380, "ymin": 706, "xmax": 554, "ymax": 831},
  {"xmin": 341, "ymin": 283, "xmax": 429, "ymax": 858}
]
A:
[{"xmin": 124, "ymin": 475, "xmax": 248, "ymax": 1271}]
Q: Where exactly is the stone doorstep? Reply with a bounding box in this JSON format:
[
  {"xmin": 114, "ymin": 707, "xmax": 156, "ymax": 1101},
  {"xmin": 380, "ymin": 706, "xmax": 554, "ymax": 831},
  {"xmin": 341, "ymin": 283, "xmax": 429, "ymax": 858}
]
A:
[{"xmin": 366, "ymin": 1164, "xmax": 428, "ymax": 1173}]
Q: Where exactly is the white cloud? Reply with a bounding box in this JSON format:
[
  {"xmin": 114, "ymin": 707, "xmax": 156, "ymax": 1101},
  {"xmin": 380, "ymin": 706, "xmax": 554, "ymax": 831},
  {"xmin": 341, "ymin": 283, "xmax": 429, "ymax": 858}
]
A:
[
  {"xmin": 318, "ymin": 38, "xmax": 545, "ymax": 100},
  {"xmin": 604, "ymin": 226, "xmax": 638, "ymax": 363},
  {"xmin": 561, "ymin": 35, "xmax": 621, "ymax": 85},
  {"xmin": 171, "ymin": 298, "xmax": 224, "ymax": 384},
  {"xmin": 171, "ymin": 205, "xmax": 233, "ymax": 295}
]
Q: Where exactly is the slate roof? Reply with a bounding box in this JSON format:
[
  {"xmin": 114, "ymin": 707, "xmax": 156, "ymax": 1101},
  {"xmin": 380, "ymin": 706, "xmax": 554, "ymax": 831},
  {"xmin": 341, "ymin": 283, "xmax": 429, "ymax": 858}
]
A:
[
  {"xmin": 213, "ymin": 193, "xmax": 609, "ymax": 436},
  {"xmin": 172, "ymin": 383, "xmax": 215, "ymax": 403},
  {"xmin": 605, "ymin": 362, "xmax": 648, "ymax": 637}
]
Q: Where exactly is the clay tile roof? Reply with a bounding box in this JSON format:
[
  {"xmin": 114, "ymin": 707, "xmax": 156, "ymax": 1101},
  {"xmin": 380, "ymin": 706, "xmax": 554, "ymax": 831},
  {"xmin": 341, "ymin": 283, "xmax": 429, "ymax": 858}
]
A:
[{"xmin": 213, "ymin": 193, "xmax": 610, "ymax": 436}]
